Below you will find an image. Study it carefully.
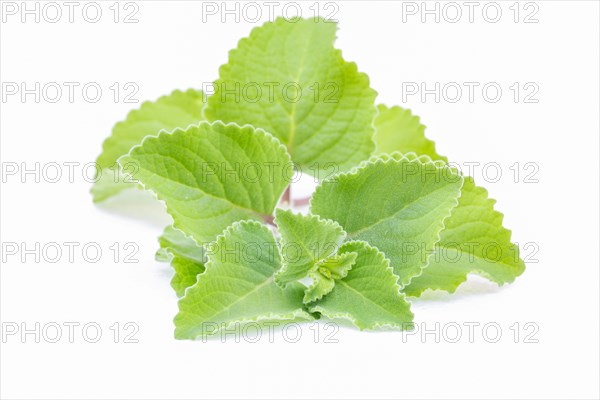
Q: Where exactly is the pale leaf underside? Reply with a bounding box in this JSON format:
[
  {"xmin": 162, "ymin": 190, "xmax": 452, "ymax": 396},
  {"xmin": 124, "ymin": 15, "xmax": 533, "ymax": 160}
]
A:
[{"xmin": 93, "ymin": 89, "xmax": 206, "ymax": 202}]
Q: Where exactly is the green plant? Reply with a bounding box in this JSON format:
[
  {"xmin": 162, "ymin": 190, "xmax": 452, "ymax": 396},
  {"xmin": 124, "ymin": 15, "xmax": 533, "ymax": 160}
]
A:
[{"xmin": 93, "ymin": 17, "xmax": 525, "ymax": 340}]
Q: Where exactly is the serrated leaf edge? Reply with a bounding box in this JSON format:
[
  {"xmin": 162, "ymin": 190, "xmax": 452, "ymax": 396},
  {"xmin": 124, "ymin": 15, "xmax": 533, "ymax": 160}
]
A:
[
  {"xmin": 273, "ymin": 209, "xmax": 347, "ymax": 288},
  {"xmin": 374, "ymin": 104, "xmax": 447, "ymax": 162},
  {"xmin": 302, "ymin": 251, "xmax": 357, "ymax": 304},
  {"xmin": 309, "ymin": 240, "xmax": 414, "ymax": 331},
  {"xmin": 297, "ymin": 48, "xmax": 378, "ymax": 168},
  {"xmin": 174, "ymin": 219, "xmax": 313, "ymax": 339},
  {"xmin": 309, "ymin": 152, "xmax": 464, "ymax": 287},
  {"xmin": 155, "ymin": 225, "xmax": 208, "ymax": 297},
  {"xmin": 406, "ymin": 178, "xmax": 526, "ymax": 296},
  {"xmin": 117, "ymin": 121, "xmax": 292, "ymax": 241},
  {"xmin": 206, "ymin": 16, "xmax": 338, "ymax": 120},
  {"xmin": 205, "ymin": 17, "xmax": 378, "ymax": 174},
  {"xmin": 155, "ymin": 225, "xmax": 206, "ymax": 262},
  {"xmin": 96, "ymin": 88, "xmax": 205, "ymax": 169}
]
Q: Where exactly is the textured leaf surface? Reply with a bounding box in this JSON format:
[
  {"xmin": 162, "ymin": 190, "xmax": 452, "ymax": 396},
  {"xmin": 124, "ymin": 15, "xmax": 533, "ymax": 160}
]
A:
[
  {"xmin": 119, "ymin": 122, "xmax": 292, "ymax": 243},
  {"xmin": 170, "ymin": 257, "xmax": 205, "ymax": 298},
  {"xmin": 304, "ymin": 252, "xmax": 357, "ymax": 303},
  {"xmin": 404, "ymin": 177, "xmax": 526, "ymax": 296},
  {"xmin": 155, "ymin": 226, "xmax": 205, "ymax": 264},
  {"xmin": 174, "ymin": 221, "xmax": 312, "ymax": 340},
  {"xmin": 205, "ymin": 17, "xmax": 377, "ymax": 174},
  {"xmin": 309, "ymin": 241, "xmax": 413, "ymax": 330},
  {"xmin": 373, "ymin": 104, "xmax": 446, "ymax": 161},
  {"xmin": 155, "ymin": 226, "xmax": 206, "ymax": 297},
  {"xmin": 93, "ymin": 89, "xmax": 206, "ymax": 202},
  {"xmin": 310, "ymin": 153, "xmax": 463, "ymax": 286},
  {"xmin": 274, "ymin": 209, "xmax": 346, "ymax": 286}
]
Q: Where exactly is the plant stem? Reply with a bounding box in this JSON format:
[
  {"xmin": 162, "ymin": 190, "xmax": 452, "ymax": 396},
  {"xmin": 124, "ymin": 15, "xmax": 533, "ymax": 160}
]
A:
[
  {"xmin": 262, "ymin": 213, "xmax": 275, "ymax": 227},
  {"xmin": 293, "ymin": 196, "xmax": 311, "ymax": 208},
  {"xmin": 282, "ymin": 185, "xmax": 291, "ymax": 206}
]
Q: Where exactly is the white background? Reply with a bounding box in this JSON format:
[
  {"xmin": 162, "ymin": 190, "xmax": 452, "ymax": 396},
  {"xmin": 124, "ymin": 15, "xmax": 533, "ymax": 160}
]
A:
[{"xmin": 1, "ymin": 1, "xmax": 599, "ymax": 399}]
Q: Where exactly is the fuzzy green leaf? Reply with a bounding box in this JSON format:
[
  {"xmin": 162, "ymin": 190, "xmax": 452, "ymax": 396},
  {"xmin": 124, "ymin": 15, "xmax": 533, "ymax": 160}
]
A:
[
  {"xmin": 404, "ymin": 177, "xmax": 526, "ymax": 296},
  {"xmin": 119, "ymin": 121, "xmax": 292, "ymax": 243},
  {"xmin": 92, "ymin": 89, "xmax": 206, "ymax": 202},
  {"xmin": 373, "ymin": 104, "xmax": 446, "ymax": 161},
  {"xmin": 274, "ymin": 209, "xmax": 346, "ymax": 286},
  {"xmin": 310, "ymin": 153, "xmax": 463, "ymax": 286},
  {"xmin": 155, "ymin": 226, "xmax": 206, "ymax": 297},
  {"xmin": 156, "ymin": 226, "xmax": 206, "ymax": 264},
  {"xmin": 205, "ymin": 17, "xmax": 377, "ymax": 175},
  {"xmin": 304, "ymin": 252, "xmax": 357, "ymax": 303},
  {"xmin": 174, "ymin": 220, "xmax": 312, "ymax": 340},
  {"xmin": 170, "ymin": 257, "xmax": 205, "ymax": 298},
  {"xmin": 309, "ymin": 241, "xmax": 413, "ymax": 330}
]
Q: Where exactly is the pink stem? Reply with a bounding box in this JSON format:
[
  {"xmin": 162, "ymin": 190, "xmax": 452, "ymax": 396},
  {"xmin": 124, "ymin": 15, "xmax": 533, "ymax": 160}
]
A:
[{"xmin": 293, "ymin": 197, "xmax": 311, "ymax": 208}]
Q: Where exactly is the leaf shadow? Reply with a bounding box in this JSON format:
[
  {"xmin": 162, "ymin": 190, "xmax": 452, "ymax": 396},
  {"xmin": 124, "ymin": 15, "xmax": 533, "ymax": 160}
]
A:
[
  {"xmin": 410, "ymin": 275, "xmax": 504, "ymax": 304},
  {"xmin": 94, "ymin": 188, "xmax": 172, "ymax": 229}
]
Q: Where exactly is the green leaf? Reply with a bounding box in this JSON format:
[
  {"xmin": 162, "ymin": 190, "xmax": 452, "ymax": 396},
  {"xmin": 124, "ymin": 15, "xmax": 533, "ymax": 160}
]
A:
[
  {"xmin": 304, "ymin": 252, "xmax": 357, "ymax": 303},
  {"xmin": 170, "ymin": 257, "xmax": 205, "ymax": 298},
  {"xmin": 155, "ymin": 226, "xmax": 206, "ymax": 297},
  {"xmin": 90, "ymin": 168, "xmax": 140, "ymax": 202},
  {"xmin": 156, "ymin": 226, "xmax": 206, "ymax": 264},
  {"xmin": 205, "ymin": 17, "xmax": 377, "ymax": 175},
  {"xmin": 373, "ymin": 104, "xmax": 446, "ymax": 162},
  {"xmin": 92, "ymin": 89, "xmax": 206, "ymax": 202},
  {"xmin": 316, "ymin": 252, "xmax": 357, "ymax": 280},
  {"xmin": 310, "ymin": 153, "xmax": 463, "ymax": 286},
  {"xmin": 174, "ymin": 220, "xmax": 312, "ymax": 340},
  {"xmin": 119, "ymin": 121, "xmax": 292, "ymax": 243},
  {"xmin": 309, "ymin": 241, "xmax": 413, "ymax": 330},
  {"xmin": 274, "ymin": 208, "xmax": 346, "ymax": 287},
  {"xmin": 404, "ymin": 177, "xmax": 526, "ymax": 296}
]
